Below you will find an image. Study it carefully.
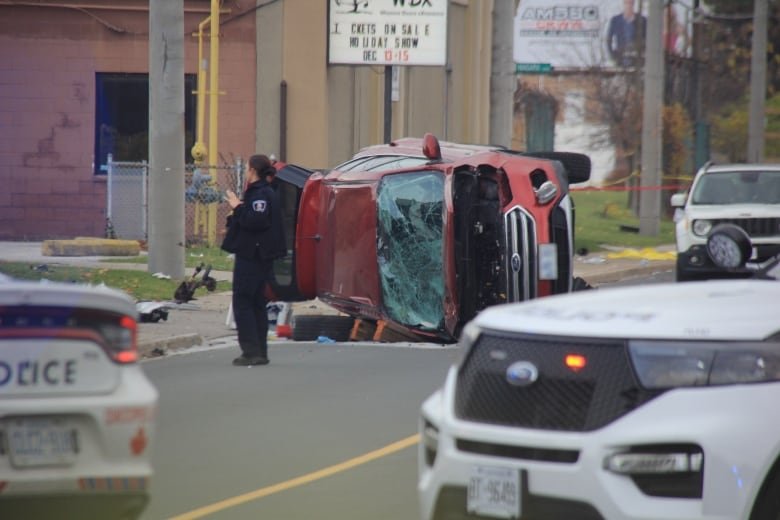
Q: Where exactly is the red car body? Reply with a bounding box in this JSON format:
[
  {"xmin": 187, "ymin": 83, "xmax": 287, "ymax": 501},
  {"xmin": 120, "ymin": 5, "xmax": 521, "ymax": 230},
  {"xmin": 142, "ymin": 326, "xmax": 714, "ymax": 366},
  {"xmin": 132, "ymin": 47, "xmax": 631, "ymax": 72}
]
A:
[{"xmin": 269, "ymin": 134, "xmax": 590, "ymax": 342}]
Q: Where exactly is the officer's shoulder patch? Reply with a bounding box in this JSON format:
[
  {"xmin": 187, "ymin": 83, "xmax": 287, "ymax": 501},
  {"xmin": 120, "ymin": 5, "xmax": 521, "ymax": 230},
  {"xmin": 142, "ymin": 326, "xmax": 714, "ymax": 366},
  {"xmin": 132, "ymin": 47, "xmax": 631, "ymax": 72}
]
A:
[{"xmin": 252, "ymin": 200, "xmax": 267, "ymax": 212}]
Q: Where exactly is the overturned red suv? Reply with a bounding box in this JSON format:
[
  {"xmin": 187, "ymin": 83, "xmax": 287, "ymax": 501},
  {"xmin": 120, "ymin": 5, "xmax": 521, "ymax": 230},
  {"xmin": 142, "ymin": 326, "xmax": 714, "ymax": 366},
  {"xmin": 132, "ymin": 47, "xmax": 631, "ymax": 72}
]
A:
[{"xmin": 267, "ymin": 134, "xmax": 591, "ymax": 342}]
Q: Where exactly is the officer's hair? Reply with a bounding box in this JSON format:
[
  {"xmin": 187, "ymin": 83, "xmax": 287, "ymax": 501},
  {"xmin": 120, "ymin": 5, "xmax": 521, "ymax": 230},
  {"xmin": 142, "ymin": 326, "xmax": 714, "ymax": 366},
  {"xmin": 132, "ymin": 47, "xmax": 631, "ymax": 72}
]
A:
[{"xmin": 249, "ymin": 154, "xmax": 276, "ymax": 178}]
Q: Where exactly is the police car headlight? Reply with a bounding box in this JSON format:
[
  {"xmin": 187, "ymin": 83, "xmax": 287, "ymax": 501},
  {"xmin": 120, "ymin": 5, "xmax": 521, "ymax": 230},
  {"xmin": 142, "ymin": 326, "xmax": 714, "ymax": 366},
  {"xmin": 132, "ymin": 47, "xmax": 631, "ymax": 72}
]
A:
[
  {"xmin": 456, "ymin": 321, "xmax": 481, "ymax": 364},
  {"xmin": 629, "ymin": 341, "xmax": 780, "ymax": 388},
  {"xmin": 692, "ymin": 219, "xmax": 712, "ymax": 237}
]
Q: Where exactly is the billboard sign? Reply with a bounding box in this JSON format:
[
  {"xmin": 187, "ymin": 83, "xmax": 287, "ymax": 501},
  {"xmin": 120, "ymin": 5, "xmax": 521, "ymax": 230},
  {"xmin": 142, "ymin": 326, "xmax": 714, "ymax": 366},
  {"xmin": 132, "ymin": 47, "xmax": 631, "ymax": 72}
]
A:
[
  {"xmin": 514, "ymin": 0, "xmax": 693, "ymax": 71},
  {"xmin": 328, "ymin": 0, "xmax": 448, "ymax": 66}
]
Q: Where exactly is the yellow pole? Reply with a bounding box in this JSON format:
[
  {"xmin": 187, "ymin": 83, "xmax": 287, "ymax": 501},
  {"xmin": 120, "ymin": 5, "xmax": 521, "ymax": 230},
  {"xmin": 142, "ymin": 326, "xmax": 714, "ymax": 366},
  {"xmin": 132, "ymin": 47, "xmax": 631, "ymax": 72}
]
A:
[
  {"xmin": 207, "ymin": 0, "xmax": 220, "ymax": 246},
  {"xmin": 195, "ymin": 17, "xmax": 209, "ymax": 156},
  {"xmin": 192, "ymin": 17, "xmax": 210, "ymax": 239}
]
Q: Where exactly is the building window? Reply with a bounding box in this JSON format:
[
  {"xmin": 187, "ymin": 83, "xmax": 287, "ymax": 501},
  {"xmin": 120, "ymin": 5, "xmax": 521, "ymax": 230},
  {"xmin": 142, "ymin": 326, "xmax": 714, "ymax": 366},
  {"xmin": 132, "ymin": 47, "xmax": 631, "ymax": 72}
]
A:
[{"xmin": 94, "ymin": 72, "xmax": 196, "ymax": 174}]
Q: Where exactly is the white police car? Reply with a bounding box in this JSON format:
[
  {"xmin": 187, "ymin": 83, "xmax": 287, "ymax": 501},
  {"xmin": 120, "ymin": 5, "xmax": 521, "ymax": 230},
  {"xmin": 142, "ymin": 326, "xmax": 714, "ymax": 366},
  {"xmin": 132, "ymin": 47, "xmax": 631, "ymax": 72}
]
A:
[
  {"xmin": 418, "ymin": 231, "xmax": 780, "ymax": 519},
  {"xmin": 0, "ymin": 279, "xmax": 158, "ymax": 519}
]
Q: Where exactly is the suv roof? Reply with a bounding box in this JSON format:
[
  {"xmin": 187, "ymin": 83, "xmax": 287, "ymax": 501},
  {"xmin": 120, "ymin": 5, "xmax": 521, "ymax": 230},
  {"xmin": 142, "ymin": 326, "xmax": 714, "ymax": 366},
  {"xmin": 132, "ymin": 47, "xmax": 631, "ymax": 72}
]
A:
[
  {"xmin": 701, "ymin": 163, "xmax": 780, "ymax": 174},
  {"xmin": 355, "ymin": 137, "xmax": 501, "ymax": 162}
]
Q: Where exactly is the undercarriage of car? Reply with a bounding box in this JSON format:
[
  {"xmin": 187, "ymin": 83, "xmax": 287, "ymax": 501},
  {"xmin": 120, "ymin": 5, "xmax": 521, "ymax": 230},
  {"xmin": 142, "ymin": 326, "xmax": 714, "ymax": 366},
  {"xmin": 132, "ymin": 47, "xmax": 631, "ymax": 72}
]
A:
[{"xmin": 454, "ymin": 166, "xmax": 507, "ymax": 329}]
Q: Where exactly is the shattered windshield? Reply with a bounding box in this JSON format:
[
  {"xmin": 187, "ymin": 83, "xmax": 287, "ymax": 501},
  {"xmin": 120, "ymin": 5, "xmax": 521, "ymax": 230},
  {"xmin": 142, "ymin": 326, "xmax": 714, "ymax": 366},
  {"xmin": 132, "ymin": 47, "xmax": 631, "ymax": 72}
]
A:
[
  {"xmin": 376, "ymin": 171, "xmax": 445, "ymax": 331},
  {"xmin": 692, "ymin": 170, "xmax": 780, "ymax": 205}
]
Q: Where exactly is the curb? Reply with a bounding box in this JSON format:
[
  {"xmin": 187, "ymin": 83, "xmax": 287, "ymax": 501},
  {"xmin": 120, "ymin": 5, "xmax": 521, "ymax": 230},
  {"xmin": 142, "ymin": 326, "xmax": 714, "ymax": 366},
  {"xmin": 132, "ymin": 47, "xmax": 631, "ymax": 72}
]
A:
[
  {"xmin": 139, "ymin": 333, "xmax": 204, "ymax": 358},
  {"xmin": 579, "ymin": 260, "xmax": 675, "ymax": 285},
  {"xmin": 41, "ymin": 238, "xmax": 141, "ymax": 257}
]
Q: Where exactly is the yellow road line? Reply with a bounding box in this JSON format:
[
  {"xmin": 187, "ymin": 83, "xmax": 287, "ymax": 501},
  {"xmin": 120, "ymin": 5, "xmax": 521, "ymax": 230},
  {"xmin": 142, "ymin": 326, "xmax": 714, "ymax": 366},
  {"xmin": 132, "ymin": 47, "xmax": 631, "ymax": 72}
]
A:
[{"xmin": 168, "ymin": 433, "xmax": 421, "ymax": 519}]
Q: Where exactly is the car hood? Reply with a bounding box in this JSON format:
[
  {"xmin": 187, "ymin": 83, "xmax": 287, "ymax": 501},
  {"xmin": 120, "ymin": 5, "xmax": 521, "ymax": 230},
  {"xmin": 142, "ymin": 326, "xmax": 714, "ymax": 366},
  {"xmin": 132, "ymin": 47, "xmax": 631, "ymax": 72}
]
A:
[
  {"xmin": 474, "ymin": 280, "xmax": 780, "ymax": 341},
  {"xmin": 684, "ymin": 203, "xmax": 780, "ymax": 219}
]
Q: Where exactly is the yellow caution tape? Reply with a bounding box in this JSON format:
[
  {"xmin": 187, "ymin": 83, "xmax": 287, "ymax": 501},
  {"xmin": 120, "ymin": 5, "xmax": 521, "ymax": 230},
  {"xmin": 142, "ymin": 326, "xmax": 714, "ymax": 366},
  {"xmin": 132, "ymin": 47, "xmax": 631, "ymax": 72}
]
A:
[{"xmin": 606, "ymin": 248, "xmax": 677, "ymax": 261}]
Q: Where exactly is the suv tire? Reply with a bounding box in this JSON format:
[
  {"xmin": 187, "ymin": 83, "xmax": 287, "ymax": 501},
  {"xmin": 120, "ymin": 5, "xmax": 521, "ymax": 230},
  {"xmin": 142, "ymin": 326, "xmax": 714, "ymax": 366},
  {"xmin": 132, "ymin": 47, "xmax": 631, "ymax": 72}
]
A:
[{"xmin": 291, "ymin": 315, "xmax": 355, "ymax": 342}]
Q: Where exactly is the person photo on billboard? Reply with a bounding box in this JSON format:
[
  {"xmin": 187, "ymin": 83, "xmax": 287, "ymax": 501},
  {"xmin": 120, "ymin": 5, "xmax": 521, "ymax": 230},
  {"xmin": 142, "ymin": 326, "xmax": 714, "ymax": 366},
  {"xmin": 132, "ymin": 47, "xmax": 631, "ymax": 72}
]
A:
[
  {"xmin": 664, "ymin": 3, "xmax": 689, "ymax": 56},
  {"xmin": 606, "ymin": 0, "xmax": 647, "ymax": 68}
]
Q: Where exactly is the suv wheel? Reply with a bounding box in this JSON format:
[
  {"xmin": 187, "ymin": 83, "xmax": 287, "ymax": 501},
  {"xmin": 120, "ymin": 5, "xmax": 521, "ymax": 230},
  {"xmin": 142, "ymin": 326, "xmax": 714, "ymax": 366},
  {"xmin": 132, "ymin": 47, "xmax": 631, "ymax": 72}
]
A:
[{"xmin": 291, "ymin": 315, "xmax": 355, "ymax": 342}]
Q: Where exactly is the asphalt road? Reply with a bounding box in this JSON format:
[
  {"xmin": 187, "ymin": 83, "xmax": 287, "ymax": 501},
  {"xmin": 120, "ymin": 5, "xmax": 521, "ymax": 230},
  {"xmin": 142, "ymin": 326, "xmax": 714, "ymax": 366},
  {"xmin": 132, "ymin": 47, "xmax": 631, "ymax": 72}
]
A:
[
  {"xmin": 140, "ymin": 341, "xmax": 459, "ymax": 520},
  {"xmin": 139, "ymin": 272, "xmax": 675, "ymax": 520}
]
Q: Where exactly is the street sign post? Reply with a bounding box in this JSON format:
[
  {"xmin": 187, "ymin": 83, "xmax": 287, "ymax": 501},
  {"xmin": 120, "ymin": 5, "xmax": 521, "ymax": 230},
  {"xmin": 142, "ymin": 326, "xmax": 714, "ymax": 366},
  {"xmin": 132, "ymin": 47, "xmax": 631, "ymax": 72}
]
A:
[{"xmin": 515, "ymin": 63, "xmax": 553, "ymax": 74}]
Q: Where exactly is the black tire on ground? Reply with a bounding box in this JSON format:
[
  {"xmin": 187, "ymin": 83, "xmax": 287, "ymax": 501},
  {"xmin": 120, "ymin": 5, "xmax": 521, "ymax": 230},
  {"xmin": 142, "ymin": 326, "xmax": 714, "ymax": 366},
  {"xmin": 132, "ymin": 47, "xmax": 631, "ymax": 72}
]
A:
[{"xmin": 290, "ymin": 315, "xmax": 355, "ymax": 342}]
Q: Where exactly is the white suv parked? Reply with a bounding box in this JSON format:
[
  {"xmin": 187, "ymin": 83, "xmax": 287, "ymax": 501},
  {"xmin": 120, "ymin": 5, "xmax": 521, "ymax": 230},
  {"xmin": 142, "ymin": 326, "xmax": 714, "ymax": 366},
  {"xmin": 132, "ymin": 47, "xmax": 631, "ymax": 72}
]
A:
[{"xmin": 670, "ymin": 163, "xmax": 780, "ymax": 281}]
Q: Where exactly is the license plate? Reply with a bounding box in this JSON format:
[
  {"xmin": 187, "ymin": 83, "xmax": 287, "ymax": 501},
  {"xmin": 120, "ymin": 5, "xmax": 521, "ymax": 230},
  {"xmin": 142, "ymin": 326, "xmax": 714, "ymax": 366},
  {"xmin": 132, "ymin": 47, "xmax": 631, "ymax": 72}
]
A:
[
  {"xmin": 539, "ymin": 243, "xmax": 558, "ymax": 280},
  {"xmin": 467, "ymin": 465, "xmax": 521, "ymax": 519},
  {"xmin": 6, "ymin": 417, "xmax": 78, "ymax": 468}
]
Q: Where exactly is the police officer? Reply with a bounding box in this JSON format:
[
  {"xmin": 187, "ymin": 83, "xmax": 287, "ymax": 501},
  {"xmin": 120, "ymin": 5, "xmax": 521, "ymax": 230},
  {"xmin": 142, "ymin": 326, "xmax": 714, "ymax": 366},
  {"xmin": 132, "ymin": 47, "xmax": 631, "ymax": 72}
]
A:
[{"xmin": 222, "ymin": 154, "xmax": 286, "ymax": 366}]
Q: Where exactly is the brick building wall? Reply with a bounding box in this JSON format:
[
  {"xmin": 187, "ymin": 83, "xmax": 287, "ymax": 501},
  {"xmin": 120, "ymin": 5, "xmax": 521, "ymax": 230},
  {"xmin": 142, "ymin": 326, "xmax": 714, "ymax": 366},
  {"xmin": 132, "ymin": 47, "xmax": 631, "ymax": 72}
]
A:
[{"xmin": 0, "ymin": 2, "xmax": 256, "ymax": 240}]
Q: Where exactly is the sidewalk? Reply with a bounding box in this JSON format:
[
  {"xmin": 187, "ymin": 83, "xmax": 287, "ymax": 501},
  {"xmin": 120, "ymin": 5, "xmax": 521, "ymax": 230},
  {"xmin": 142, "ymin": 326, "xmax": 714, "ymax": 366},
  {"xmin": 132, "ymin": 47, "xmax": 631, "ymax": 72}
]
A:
[{"xmin": 0, "ymin": 241, "xmax": 676, "ymax": 357}]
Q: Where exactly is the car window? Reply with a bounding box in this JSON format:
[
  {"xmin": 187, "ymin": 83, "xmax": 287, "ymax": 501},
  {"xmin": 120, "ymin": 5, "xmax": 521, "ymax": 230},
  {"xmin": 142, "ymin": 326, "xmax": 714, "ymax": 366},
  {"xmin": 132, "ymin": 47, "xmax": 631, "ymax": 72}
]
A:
[
  {"xmin": 335, "ymin": 156, "xmax": 428, "ymax": 173},
  {"xmin": 351, "ymin": 156, "xmax": 405, "ymax": 171},
  {"xmin": 376, "ymin": 171, "xmax": 444, "ymax": 331},
  {"xmin": 335, "ymin": 156, "xmax": 375, "ymax": 172},
  {"xmin": 268, "ymin": 164, "xmax": 315, "ymax": 301},
  {"xmin": 364, "ymin": 157, "xmax": 429, "ymax": 172},
  {"xmin": 692, "ymin": 170, "xmax": 780, "ymax": 204}
]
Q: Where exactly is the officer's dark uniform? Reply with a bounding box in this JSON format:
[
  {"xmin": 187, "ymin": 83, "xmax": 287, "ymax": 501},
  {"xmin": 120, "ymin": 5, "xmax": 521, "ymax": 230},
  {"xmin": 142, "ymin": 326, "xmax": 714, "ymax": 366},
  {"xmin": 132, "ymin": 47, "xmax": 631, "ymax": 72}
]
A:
[{"xmin": 223, "ymin": 176, "xmax": 286, "ymax": 363}]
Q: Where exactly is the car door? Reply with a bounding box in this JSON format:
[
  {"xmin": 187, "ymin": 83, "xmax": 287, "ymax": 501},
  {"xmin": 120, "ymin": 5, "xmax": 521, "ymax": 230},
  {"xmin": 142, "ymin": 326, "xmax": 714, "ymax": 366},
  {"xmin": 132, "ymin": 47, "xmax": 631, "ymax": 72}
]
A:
[{"xmin": 267, "ymin": 163, "xmax": 317, "ymax": 301}]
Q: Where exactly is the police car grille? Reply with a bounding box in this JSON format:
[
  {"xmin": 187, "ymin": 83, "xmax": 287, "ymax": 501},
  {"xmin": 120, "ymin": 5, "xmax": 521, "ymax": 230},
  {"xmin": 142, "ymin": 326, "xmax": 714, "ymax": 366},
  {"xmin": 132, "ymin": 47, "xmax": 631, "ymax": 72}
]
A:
[{"xmin": 454, "ymin": 332, "xmax": 662, "ymax": 431}]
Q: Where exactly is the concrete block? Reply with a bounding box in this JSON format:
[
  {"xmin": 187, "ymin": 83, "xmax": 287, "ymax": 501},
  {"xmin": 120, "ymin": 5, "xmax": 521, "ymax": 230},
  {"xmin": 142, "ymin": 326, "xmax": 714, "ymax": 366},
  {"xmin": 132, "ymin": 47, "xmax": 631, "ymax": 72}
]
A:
[{"xmin": 41, "ymin": 237, "xmax": 141, "ymax": 257}]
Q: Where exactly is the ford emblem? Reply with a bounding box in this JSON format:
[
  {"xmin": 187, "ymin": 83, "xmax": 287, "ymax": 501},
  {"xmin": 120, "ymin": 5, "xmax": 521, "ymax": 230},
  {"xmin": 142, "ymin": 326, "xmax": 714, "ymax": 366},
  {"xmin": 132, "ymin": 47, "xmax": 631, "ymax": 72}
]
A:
[
  {"xmin": 511, "ymin": 253, "xmax": 522, "ymax": 273},
  {"xmin": 506, "ymin": 361, "xmax": 538, "ymax": 387}
]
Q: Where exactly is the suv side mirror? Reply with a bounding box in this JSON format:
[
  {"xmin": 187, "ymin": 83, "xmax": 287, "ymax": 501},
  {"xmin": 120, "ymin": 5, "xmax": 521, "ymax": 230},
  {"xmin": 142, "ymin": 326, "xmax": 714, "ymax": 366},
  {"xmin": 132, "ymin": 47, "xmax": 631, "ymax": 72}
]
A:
[{"xmin": 670, "ymin": 193, "xmax": 687, "ymax": 207}]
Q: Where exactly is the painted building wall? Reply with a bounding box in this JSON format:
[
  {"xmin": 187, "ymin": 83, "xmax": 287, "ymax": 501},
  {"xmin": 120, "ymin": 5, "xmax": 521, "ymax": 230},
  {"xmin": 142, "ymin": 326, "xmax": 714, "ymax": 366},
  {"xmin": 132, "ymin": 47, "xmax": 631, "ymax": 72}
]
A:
[
  {"xmin": 256, "ymin": 0, "xmax": 495, "ymax": 169},
  {"xmin": 0, "ymin": 0, "xmax": 496, "ymax": 240},
  {"xmin": 0, "ymin": 1, "xmax": 256, "ymax": 240}
]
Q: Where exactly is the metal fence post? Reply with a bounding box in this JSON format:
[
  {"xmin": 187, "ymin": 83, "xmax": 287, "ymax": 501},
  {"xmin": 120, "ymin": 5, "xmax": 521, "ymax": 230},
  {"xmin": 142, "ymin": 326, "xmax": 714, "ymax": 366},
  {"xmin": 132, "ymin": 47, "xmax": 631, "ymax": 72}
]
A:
[
  {"xmin": 142, "ymin": 160, "xmax": 149, "ymax": 240},
  {"xmin": 235, "ymin": 156, "xmax": 244, "ymax": 193},
  {"xmin": 107, "ymin": 153, "xmax": 113, "ymax": 222},
  {"xmin": 106, "ymin": 153, "xmax": 115, "ymax": 238}
]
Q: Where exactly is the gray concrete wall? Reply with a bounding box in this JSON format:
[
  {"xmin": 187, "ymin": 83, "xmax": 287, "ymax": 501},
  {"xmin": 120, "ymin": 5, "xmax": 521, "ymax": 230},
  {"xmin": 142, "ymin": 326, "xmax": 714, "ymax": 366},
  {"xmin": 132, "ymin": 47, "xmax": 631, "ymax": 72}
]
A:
[
  {"xmin": 257, "ymin": 0, "xmax": 495, "ymax": 168},
  {"xmin": 256, "ymin": 0, "xmax": 284, "ymax": 160}
]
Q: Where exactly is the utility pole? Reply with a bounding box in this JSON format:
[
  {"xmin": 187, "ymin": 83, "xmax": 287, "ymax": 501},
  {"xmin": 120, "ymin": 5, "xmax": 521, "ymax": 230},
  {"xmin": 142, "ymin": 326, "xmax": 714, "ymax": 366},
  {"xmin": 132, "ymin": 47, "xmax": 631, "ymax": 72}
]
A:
[
  {"xmin": 639, "ymin": 0, "xmax": 664, "ymax": 236},
  {"xmin": 490, "ymin": 0, "xmax": 515, "ymax": 148},
  {"xmin": 691, "ymin": 0, "xmax": 709, "ymax": 170},
  {"xmin": 747, "ymin": 0, "xmax": 768, "ymax": 162},
  {"xmin": 384, "ymin": 66, "xmax": 392, "ymax": 143},
  {"xmin": 148, "ymin": 0, "xmax": 186, "ymax": 278}
]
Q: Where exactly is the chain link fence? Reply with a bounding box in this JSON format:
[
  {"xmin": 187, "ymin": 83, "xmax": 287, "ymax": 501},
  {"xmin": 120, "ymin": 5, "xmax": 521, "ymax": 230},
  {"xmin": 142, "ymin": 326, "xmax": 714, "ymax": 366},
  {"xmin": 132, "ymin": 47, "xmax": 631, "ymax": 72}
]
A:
[{"xmin": 106, "ymin": 154, "xmax": 245, "ymax": 245}]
